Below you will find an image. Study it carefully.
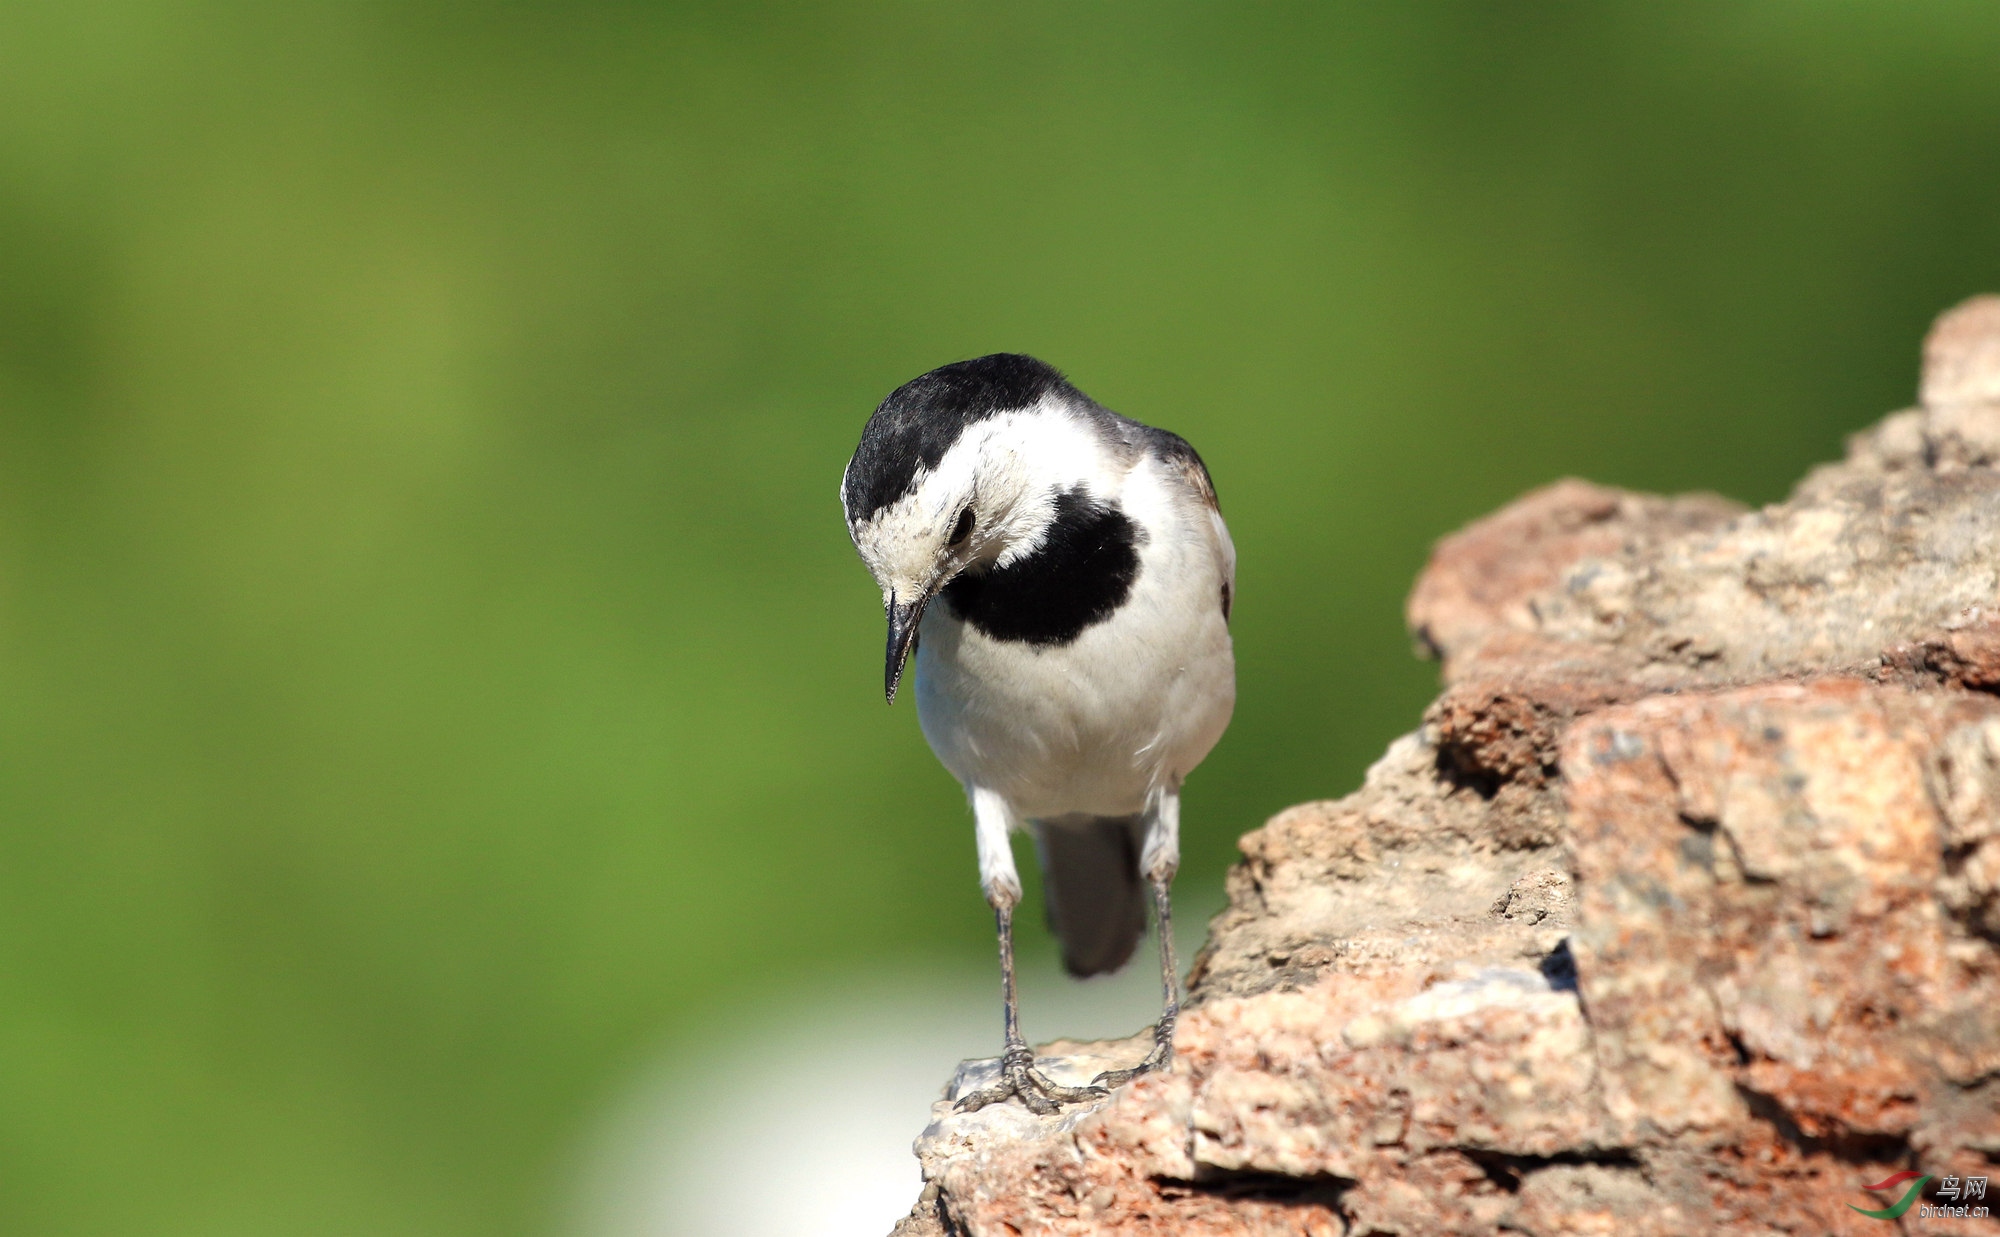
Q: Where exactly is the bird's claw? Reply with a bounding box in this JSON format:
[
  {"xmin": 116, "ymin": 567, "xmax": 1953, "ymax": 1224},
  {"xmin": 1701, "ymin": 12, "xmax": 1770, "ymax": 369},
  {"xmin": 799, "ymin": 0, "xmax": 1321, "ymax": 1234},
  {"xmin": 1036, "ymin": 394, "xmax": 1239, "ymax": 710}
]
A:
[
  {"xmin": 954, "ymin": 1045, "xmax": 1108, "ymax": 1115},
  {"xmin": 1090, "ymin": 1021, "xmax": 1174, "ymax": 1090}
]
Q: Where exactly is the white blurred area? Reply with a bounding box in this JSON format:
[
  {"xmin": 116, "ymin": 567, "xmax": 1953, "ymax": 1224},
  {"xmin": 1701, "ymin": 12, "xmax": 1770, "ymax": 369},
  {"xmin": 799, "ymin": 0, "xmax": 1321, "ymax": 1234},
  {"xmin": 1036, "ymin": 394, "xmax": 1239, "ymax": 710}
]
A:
[{"xmin": 568, "ymin": 898, "xmax": 1217, "ymax": 1237}]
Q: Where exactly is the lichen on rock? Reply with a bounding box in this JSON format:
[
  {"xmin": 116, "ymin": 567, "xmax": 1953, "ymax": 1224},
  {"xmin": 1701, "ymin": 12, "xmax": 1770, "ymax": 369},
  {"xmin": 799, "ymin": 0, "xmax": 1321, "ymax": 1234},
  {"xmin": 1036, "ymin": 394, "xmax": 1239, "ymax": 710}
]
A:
[{"xmin": 895, "ymin": 297, "xmax": 2000, "ymax": 1237}]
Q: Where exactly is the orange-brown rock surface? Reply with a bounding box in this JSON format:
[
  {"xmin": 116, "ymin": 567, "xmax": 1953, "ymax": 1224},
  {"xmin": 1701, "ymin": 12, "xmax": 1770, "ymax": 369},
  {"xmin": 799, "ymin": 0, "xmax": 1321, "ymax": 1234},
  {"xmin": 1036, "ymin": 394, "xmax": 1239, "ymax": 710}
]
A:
[{"xmin": 894, "ymin": 297, "xmax": 2000, "ymax": 1237}]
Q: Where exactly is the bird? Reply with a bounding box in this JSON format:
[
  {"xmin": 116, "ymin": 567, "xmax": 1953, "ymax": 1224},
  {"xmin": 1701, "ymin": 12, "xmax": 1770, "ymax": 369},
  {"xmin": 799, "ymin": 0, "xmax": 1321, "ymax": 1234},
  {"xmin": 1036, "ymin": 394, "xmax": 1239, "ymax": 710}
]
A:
[{"xmin": 840, "ymin": 353, "xmax": 1236, "ymax": 1114}]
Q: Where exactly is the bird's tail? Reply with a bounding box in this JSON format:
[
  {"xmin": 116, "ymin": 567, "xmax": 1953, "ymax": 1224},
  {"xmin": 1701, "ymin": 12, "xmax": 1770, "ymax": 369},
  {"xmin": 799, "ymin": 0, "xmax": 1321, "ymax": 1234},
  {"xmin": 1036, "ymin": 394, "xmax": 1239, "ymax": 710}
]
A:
[{"xmin": 1032, "ymin": 813, "xmax": 1148, "ymax": 978}]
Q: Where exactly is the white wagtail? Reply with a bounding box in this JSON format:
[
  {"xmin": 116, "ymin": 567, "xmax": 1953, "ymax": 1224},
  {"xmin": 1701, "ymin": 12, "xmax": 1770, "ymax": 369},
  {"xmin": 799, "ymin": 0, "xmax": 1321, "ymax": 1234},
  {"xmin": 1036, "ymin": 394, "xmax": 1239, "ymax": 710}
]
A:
[{"xmin": 841, "ymin": 354, "xmax": 1236, "ymax": 1113}]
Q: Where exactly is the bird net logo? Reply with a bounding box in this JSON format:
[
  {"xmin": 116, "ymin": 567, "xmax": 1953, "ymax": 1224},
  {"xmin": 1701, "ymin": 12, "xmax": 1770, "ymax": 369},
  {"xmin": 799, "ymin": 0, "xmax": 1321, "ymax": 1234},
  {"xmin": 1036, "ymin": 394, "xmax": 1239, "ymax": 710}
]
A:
[{"xmin": 1849, "ymin": 1171, "xmax": 1989, "ymax": 1221}]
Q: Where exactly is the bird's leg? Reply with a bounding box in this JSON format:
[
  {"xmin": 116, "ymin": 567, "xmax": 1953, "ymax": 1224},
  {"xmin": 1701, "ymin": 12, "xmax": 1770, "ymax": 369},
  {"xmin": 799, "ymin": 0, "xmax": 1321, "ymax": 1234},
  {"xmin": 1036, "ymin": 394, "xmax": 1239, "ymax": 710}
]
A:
[
  {"xmin": 1094, "ymin": 792, "xmax": 1181, "ymax": 1089},
  {"xmin": 952, "ymin": 901, "xmax": 1107, "ymax": 1114},
  {"xmin": 955, "ymin": 789, "xmax": 1107, "ymax": 1115},
  {"xmin": 1088, "ymin": 873, "xmax": 1179, "ymax": 1088}
]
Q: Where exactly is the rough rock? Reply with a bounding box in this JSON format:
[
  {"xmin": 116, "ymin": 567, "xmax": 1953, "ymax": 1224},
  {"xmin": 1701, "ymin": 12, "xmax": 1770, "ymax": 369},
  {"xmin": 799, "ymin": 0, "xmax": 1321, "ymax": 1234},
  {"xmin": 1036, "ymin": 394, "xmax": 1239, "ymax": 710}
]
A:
[{"xmin": 897, "ymin": 297, "xmax": 2000, "ymax": 1236}]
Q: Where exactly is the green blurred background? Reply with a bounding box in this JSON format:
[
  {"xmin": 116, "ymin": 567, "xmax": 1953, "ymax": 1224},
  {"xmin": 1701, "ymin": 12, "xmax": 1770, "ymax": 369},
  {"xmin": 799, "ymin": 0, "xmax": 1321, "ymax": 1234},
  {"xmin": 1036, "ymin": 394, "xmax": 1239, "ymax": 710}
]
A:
[{"xmin": 2, "ymin": 2, "xmax": 1998, "ymax": 1233}]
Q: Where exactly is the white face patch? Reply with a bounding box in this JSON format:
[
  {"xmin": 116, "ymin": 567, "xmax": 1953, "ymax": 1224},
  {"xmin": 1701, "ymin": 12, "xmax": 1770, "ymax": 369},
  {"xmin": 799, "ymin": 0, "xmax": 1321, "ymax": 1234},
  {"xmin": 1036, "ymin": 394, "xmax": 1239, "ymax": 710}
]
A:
[{"xmin": 846, "ymin": 399, "xmax": 1115, "ymax": 605}]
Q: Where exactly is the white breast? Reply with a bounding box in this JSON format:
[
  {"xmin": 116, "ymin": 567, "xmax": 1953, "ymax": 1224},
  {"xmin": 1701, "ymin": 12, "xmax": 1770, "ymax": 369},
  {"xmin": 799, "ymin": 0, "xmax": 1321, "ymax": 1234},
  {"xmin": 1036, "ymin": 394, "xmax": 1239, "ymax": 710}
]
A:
[{"xmin": 911, "ymin": 456, "xmax": 1236, "ymax": 819}]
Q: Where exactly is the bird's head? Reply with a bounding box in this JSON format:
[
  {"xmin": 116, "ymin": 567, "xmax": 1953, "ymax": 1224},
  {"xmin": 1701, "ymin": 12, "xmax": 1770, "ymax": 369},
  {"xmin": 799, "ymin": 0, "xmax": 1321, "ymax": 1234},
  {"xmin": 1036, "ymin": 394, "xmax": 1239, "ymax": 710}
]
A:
[{"xmin": 841, "ymin": 354, "xmax": 1105, "ymax": 702}]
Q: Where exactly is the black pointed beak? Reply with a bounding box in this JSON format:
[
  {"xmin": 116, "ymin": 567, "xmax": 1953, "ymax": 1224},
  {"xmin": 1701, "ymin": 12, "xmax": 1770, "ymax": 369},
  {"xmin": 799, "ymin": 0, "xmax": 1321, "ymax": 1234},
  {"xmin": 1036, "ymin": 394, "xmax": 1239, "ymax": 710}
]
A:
[{"xmin": 884, "ymin": 593, "xmax": 927, "ymax": 704}]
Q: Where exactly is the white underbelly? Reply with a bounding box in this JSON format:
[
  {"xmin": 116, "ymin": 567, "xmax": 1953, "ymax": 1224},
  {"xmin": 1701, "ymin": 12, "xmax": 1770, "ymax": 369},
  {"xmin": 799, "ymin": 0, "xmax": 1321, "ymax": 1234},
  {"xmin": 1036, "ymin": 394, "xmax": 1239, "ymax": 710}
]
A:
[{"xmin": 912, "ymin": 547, "xmax": 1234, "ymax": 819}]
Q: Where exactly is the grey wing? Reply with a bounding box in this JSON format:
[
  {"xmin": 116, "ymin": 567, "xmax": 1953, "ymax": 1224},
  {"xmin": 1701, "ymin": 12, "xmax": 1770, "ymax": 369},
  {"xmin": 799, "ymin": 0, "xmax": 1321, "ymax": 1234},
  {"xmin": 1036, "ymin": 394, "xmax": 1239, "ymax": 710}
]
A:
[
  {"xmin": 1145, "ymin": 427, "xmax": 1235, "ymax": 621},
  {"xmin": 1144, "ymin": 427, "xmax": 1221, "ymax": 514}
]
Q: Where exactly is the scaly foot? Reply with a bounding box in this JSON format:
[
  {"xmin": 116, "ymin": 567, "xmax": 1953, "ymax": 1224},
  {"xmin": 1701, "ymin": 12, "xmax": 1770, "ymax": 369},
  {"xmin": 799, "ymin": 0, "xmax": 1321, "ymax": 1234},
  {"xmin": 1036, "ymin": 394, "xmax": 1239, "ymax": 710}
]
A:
[
  {"xmin": 1091, "ymin": 1020, "xmax": 1173, "ymax": 1090},
  {"xmin": 955, "ymin": 1045, "xmax": 1109, "ymax": 1115}
]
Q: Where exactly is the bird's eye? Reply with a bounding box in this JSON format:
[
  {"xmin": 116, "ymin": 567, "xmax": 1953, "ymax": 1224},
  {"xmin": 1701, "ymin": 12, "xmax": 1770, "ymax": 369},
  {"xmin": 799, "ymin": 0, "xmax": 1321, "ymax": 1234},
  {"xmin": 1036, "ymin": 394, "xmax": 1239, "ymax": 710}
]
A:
[{"xmin": 949, "ymin": 506, "xmax": 975, "ymax": 546}]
